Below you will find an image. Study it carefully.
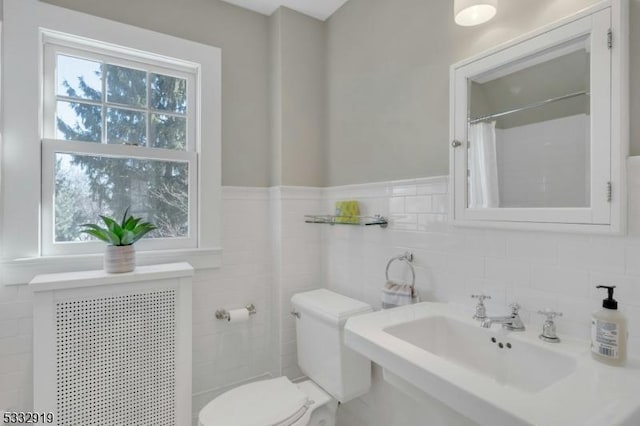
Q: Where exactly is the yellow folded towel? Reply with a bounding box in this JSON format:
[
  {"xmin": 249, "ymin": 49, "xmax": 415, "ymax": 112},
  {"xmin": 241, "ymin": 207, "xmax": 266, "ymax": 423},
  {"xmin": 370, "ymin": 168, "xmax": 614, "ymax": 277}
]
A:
[{"xmin": 335, "ymin": 200, "xmax": 360, "ymax": 224}]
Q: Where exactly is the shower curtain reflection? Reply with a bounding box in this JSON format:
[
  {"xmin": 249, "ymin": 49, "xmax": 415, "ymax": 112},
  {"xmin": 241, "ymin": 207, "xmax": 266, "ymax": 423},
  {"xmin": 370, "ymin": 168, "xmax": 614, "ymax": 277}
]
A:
[{"xmin": 468, "ymin": 121, "xmax": 500, "ymax": 208}]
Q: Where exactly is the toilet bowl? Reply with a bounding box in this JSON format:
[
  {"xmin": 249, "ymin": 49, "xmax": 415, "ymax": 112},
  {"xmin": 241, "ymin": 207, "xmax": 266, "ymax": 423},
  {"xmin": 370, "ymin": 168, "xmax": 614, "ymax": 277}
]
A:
[
  {"xmin": 198, "ymin": 289, "xmax": 372, "ymax": 426},
  {"xmin": 198, "ymin": 378, "xmax": 336, "ymax": 426}
]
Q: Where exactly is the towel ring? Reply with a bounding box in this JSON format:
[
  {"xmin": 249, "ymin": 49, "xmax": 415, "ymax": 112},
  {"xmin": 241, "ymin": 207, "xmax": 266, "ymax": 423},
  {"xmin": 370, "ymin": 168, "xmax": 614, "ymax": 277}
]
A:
[{"xmin": 385, "ymin": 252, "xmax": 416, "ymax": 296}]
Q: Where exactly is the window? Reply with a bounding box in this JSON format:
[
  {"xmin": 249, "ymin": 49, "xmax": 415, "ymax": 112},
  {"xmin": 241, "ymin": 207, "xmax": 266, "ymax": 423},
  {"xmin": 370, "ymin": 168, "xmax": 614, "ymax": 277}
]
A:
[
  {"xmin": 2, "ymin": 0, "xmax": 221, "ymax": 282},
  {"xmin": 42, "ymin": 36, "xmax": 199, "ymax": 255}
]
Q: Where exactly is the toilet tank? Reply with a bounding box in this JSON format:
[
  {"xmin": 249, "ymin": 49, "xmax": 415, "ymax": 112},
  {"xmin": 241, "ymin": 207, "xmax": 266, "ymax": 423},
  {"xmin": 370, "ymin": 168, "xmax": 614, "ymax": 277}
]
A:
[{"xmin": 291, "ymin": 289, "xmax": 373, "ymax": 403}]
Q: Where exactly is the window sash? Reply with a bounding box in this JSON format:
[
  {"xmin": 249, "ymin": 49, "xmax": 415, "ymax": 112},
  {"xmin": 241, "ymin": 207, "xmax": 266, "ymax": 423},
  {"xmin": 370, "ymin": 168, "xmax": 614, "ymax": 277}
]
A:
[
  {"xmin": 41, "ymin": 36, "xmax": 200, "ymax": 256},
  {"xmin": 43, "ymin": 42, "xmax": 197, "ymax": 152},
  {"xmin": 41, "ymin": 139, "xmax": 199, "ymax": 256}
]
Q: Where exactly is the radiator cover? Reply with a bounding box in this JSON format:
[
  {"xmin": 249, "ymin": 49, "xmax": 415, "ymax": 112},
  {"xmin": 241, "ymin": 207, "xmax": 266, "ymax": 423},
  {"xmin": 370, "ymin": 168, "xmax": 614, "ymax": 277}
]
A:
[{"xmin": 31, "ymin": 263, "xmax": 193, "ymax": 426}]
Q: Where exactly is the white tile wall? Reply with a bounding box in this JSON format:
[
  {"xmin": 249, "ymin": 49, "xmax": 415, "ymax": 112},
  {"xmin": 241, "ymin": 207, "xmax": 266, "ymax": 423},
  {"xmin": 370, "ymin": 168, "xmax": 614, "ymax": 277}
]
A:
[
  {"xmin": 321, "ymin": 175, "xmax": 640, "ymax": 352},
  {"xmin": 320, "ymin": 170, "xmax": 640, "ymax": 426},
  {"xmin": 270, "ymin": 187, "xmax": 324, "ymax": 380},
  {"xmin": 0, "ymin": 187, "xmax": 275, "ymax": 424},
  {"xmin": 336, "ymin": 365, "xmax": 477, "ymax": 426},
  {"xmin": 496, "ymin": 114, "xmax": 591, "ymax": 208},
  {"xmin": 0, "ymin": 285, "xmax": 34, "ymax": 414},
  {"xmin": 3, "ymin": 162, "xmax": 640, "ymax": 425}
]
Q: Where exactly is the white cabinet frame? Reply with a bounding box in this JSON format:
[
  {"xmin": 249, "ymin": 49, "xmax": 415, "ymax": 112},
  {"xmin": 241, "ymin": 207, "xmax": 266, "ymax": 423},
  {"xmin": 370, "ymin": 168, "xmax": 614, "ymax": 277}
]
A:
[{"xmin": 449, "ymin": 0, "xmax": 629, "ymax": 234}]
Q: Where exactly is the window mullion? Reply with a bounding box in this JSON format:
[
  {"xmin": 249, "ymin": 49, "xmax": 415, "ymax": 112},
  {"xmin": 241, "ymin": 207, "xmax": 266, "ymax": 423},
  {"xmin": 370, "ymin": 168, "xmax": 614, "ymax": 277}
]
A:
[
  {"xmin": 103, "ymin": 102, "xmax": 149, "ymax": 114},
  {"xmin": 148, "ymin": 109, "xmax": 186, "ymax": 118},
  {"xmin": 55, "ymin": 95, "xmax": 103, "ymax": 107},
  {"xmin": 43, "ymin": 139, "xmax": 195, "ymax": 162},
  {"xmin": 146, "ymin": 71, "xmax": 151, "ymax": 148},
  {"xmin": 101, "ymin": 62, "xmax": 107, "ymax": 144}
]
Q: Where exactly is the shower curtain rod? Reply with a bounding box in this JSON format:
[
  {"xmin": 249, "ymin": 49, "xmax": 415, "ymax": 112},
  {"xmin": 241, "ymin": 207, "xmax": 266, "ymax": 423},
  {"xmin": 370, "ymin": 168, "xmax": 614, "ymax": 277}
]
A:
[{"xmin": 468, "ymin": 90, "xmax": 589, "ymax": 125}]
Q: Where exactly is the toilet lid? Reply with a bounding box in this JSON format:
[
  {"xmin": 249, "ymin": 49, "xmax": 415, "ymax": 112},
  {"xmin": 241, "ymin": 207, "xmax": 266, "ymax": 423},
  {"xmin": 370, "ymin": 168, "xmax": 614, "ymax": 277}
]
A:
[{"xmin": 199, "ymin": 377, "xmax": 310, "ymax": 426}]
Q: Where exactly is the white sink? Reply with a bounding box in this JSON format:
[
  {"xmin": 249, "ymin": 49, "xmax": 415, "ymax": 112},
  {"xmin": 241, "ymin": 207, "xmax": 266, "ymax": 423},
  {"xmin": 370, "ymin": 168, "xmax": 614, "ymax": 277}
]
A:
[
  {"xmin": 345, "ymin": 302, "xmax": 640, "ymax": 426},
  {"xmin": 385, "ymin": 315, "xmax": 576, "ymax": 393}
]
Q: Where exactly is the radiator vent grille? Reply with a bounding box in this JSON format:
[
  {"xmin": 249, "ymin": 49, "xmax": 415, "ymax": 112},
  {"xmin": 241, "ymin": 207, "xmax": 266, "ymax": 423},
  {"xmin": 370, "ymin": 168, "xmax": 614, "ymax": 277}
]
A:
[{"xmin": 55, "ymin": 290, "xmax": 177, "ymax": 426}]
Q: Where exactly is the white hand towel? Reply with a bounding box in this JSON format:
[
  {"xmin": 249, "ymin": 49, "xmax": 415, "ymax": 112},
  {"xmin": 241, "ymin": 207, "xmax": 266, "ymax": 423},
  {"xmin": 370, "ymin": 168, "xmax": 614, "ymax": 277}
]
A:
[{"xmin": 382, "ymin": 280, "xmax": 419, "ymax": 309}]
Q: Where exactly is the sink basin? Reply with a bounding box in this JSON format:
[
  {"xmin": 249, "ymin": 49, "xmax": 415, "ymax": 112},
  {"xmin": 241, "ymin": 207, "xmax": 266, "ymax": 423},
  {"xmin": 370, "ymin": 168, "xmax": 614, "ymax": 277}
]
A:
[
  {"xmin": 384, "ymin": 315, "xmax": 576, "ymax": 393},
  {"xmin": 344, "ymin": 302, "xmax": 640, "ymax": 426}
]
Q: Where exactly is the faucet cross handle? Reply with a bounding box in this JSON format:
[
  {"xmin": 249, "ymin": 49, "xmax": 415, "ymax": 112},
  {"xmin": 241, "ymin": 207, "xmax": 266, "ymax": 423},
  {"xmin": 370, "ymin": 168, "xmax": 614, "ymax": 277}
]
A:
[
  {"xmin": 509, "ymin": 303, "xmax": 521, "ymax": 315},
  {"xmin": 537, "ymin": 309, "xmax": 563, "ymax": 320},
  {"xmin": 537, "ymin": 309, "xmax": 563, "ymax": 343},
  {"xmin": 471, "ymin": 294, "xmax": 491, "ymax": 321},
  {"xmin": 471, "ymin": 294, "xmax": 491, "ymax": 302}
]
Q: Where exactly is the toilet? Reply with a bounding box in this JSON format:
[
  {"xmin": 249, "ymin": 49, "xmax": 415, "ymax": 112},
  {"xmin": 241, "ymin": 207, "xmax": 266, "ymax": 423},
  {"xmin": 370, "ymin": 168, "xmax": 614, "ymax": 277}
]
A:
[{"xmin": 199, "ymin": 289, "xmax": 373, "ymax": 426}]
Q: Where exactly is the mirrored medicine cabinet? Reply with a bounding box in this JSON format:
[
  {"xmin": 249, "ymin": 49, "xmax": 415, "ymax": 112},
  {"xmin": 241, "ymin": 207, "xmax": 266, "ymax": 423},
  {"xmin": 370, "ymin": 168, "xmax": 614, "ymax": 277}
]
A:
[{"xmin": 450, "ymin": 0, "xmax": 629, "ymax": 233}]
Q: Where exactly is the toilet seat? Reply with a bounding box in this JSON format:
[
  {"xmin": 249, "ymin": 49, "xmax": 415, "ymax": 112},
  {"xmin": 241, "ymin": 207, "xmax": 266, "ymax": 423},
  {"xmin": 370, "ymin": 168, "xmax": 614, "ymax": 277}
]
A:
[{"xmin": 199, "ymin": 377, "xmax": 312, "ymax": 426}]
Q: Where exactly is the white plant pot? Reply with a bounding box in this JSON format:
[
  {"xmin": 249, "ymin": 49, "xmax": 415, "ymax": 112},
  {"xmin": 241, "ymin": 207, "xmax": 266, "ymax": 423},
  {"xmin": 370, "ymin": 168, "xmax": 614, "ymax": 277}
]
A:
[{"xmin": 104, "ymin": 245, "xmax": 136, "ymax": 273}]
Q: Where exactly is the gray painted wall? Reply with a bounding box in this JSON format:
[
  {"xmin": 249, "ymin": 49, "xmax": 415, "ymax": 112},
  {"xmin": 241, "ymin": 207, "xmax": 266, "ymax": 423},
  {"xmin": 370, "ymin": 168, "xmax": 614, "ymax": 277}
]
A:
[
  {"xmin": 632, "ymin": 0, "xmax": 640, "ymax": 160},
  {"xmin": 37, "ymin": 0, "xmax": 640, "ymax": 187},
  {"xmin": 42, "ymin": 0, "xmax": 271, "ymax": 187},
  {"xmin": 269, "ymin": 9, "xmax": 284, "ymax": 186},
  {"xmin": 269, "ymin": 7, "xmax": 327, "ymax": 187},
  {"xmin": 280, "ymin": 8, "xmax": 326, "ymax": 187},
  {"xmin": 326, "ymin": 0, "xmax": 640, "ymax": 186},
  {"xmin": 470, "ymin": 50, "xmax": 590, "ymax": 129}
]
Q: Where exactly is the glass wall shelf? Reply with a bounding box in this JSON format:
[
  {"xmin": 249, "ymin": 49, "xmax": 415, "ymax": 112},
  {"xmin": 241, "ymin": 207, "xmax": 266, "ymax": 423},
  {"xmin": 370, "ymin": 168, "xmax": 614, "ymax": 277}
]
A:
[{"xmin": 304, "ymin": 214, "xmax": 388, "ymax": 228}]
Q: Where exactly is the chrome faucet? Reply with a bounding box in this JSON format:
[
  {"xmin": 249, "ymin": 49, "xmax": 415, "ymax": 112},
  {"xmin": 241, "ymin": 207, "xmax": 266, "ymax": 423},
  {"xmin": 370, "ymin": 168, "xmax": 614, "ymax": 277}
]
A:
[
  {"xmin": 480, "ymin": 303, "xmax": 526, "ymax": 331},
  {"xmin": 471, "ymin": 294, "xmax": 491, "ymax": 321},
  {"xmin": 537, "ymin": 309, "xmax": 562, "ymax": 343}
]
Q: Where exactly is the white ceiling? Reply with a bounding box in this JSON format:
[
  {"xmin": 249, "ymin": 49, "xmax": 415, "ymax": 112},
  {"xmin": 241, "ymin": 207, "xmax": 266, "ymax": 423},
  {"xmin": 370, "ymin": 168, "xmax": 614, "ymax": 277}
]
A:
[{"xmin": 219, "ymin": 0, "xmax": 350, "ymax": 21}]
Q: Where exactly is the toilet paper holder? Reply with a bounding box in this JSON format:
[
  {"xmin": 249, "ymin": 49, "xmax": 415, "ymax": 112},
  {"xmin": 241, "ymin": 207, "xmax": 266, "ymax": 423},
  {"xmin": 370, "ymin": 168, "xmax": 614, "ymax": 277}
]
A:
[{"xmin": 215, "ymin": 304, "xmax": 257, "ymax": 321}]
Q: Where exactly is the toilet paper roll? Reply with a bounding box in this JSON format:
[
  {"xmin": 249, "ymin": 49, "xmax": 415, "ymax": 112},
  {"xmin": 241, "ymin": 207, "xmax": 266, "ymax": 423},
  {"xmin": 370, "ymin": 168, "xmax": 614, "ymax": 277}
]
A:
[{"xmin": 227, "ymin": 308, "xmax": 250, "ymax": 323}]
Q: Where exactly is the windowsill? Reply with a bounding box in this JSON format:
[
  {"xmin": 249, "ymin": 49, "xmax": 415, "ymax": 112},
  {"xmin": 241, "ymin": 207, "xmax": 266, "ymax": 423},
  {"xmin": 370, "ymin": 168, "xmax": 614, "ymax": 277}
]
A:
[
  {"xmin": 29, "ymin": 262, "xmax": 195, "ymax": 293},
  {"xmin": 1, "ymin": 247, "xmax": 222, "ymax": 285}
]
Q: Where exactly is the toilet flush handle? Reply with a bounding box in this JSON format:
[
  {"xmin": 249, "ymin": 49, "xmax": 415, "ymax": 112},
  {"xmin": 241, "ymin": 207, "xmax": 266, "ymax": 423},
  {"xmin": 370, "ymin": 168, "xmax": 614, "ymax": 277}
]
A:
[{"xmin": 290, "ymin": 310, "xmax": 300, "ymax": 319}]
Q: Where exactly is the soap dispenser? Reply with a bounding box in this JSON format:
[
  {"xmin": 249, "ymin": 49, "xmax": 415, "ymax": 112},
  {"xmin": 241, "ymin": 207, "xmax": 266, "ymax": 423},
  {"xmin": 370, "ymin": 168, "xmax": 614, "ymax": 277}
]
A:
[{"xmin": 591, "ymin": 285, "xmax": 628, "ymax": 366}]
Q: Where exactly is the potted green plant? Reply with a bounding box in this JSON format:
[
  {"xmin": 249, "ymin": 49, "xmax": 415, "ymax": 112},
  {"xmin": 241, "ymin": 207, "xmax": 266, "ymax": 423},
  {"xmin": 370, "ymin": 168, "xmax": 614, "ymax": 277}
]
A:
[{"xmin": 81, "ymin": 208, "xmax": 157, "ymax": 273}]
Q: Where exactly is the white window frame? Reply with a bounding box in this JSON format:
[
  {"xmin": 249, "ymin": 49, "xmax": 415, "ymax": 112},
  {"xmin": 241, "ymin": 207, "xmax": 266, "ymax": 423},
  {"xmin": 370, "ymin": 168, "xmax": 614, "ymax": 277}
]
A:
[
  {"xmin": 41, "ymin": 36, "xmax": 199, "ymax": 255},
  {"xmin": 43, "ymin": 40, "xmax": 198, "ymax": 151},
  {"xmin": 1, "ymin": 0, "xmax": 222, "ymax": 284}
]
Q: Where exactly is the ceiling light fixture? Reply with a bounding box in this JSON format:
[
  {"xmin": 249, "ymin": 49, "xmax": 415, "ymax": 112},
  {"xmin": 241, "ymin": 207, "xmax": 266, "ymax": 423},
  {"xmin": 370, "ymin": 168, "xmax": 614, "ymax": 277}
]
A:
[{"xmin": 454, "ymin": 0, "xmax": 498, "ymax": 27}]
